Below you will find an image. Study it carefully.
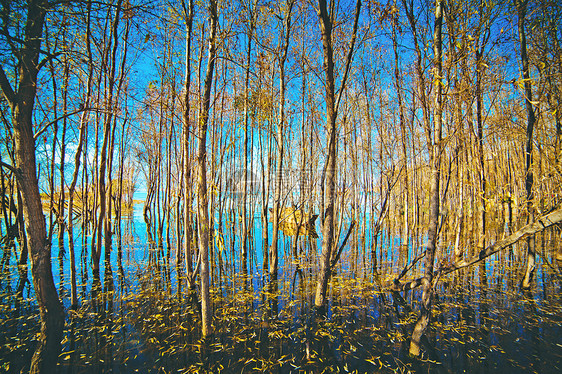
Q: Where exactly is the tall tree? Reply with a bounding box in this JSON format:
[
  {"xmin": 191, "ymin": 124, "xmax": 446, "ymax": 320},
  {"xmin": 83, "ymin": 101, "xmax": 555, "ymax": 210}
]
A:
[
  {"xmin": 0, "ymin": 0, "xmax": 64, "ymax": 372},
  {"xmin": 197, "ymin": 0, "xmax": 218, "ymax": 337},
  {"xmin": 409, "ymin": 0, "xmax": 444, "ymax": 357},
  {"xmin": 181, "ymin": 0, "xmax": 196, "ymax": 290},
  {"xmin": 518, "ymin": 0, "xmax": 536, "ymax": 290},
  {"xmin": 314, "ymin": 0, "xmax": 361, "ymax": 308},
  {"xmin": 269, "ymin": 0, "xmax": 295, "ymax": 279}
]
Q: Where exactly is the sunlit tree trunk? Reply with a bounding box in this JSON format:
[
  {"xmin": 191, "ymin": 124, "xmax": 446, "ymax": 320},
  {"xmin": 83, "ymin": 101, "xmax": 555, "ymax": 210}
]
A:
[
  {"xmin": 391, "ymin": 3, "xmax": 410, "ymax": 258},
  {"xmin": 314, "ymin": 0, "xmax": 337, "ymax": 308},
  {"xmin": 409, "ymin": 0, "xmax": 443, "ymax": 357},
  {"xmin": 314, "ymin": 0, "xmax": 361, "ymax": 308},
  {"xmin": 269, "ymin": 0, "xmax": 294, "ymax": 279},
  {"xmin": 241, "ymin": 1, "xmax": 257, "ymax": 276},
  {"xmin": 181, "ymin": 0, "xmax": 195, "ymax": 290},
  {"xmin": 67, "ymin": 4, "xmax": 94, "ymax": 305},
  {"xmin": 518, "ymin": 0, "xmax": 536, "ymax": 290},
  {"xmin": 198, "ymin": 0, "xmax": 218, "ymax": 337},
  {"xmin": 474, "ymin": 0, "xmax": 492, "ymax": 249}
]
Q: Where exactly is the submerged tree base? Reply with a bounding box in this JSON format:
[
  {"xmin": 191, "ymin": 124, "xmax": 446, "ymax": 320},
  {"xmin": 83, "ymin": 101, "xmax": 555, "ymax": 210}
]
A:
[{"xmin": 1, "ymin": 257, "xmax": 561, "ymax": 373}]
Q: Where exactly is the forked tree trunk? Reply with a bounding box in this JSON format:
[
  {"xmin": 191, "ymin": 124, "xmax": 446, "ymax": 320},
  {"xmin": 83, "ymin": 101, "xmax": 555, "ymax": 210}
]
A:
[
  {"xmin": 314, "ymin": 0, "xmax": 361, "ymax": 308},
  {"xmin": 409, "ymin": 0, "xmax": 444, "ymax": 357}
]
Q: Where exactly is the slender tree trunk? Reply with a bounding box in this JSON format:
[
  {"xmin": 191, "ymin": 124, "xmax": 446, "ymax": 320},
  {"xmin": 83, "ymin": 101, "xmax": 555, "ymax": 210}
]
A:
[
  {"xmin": 314, "ymin": 0, "xmax": 337, "ymax": 308},
  {"xmin": 518, "ymin": 0, "xmax": 536, "ymax": 290},
  {"xmin": 67, "ymin": 88, "xmax": 92, "ymax": 309},
  {"xmin": 181, "ymin": 0, "xmax": 195, "ymax": 290},
  {"xmin": 67, "ymin": 0, "xmax": 93, "ymax": 308},
  {"xmin": 474, "ymin": 1, "xmax": 491, "ymax": 249},
  {"xmin": 197, "ymin": 0, "xmax": 218, "ymax": 337},
  {"xmin": 94, "ymin": 0, "xmax": 124, "ymax": 288},
  {"xmin": 242, "ymin": 2, "xmax": 256, "ymax": 276},
  {"xmin": 269, "ymin": 0, "xmax": 294, "ymax": 279},
  {"xmin": 391, "ymin": 5, "xmax": 410, "ymax": 257},
  {"xmin": 57, "ymin": 55, "xmax": 69, "ymax": 295},
  {"xmin": 476, "ymin": 47, "xmax": 486, "ymax": 248},
  {"xmin": 314, "ymin": 0, "xmax": 361, "ymax": 308},
  {"xmin": 409, "ymin": 0, "xmax": 444, "ymax": 357}
]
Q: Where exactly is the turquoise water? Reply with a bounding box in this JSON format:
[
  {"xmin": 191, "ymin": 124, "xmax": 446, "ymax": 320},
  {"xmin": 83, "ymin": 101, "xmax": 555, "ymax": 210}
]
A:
[{"xmin": 1, "ymin": 203, "xmax": 561, "ymax": 373}]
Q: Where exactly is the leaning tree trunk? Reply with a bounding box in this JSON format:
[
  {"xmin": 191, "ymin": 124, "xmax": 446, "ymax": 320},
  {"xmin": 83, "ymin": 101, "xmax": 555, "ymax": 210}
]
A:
[
  {"xmin": 0, "ymin": 1, "xmax": 65, "ymax": 372},
  {"xmin": 390, "ymin": 208, "xmax": 562, "ymax": 293}
]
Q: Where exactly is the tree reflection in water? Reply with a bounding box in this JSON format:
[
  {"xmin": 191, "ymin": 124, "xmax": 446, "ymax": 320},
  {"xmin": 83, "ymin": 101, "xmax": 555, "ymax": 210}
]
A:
[{"xmin": 0, "ymin": 216, "xmax": 561, "ymax": 373}]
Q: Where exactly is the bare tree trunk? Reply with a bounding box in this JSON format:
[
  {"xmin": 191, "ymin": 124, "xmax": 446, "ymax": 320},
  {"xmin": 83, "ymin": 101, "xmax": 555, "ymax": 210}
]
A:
[
  {"xmin": 269, "ymin": 0, "xmax": 294, "ymax": 279},
  {"xmin": 180, "ymin": 0, "xmax": 195, "ymax": 290},
  {"xmin": 314, "ymin": 0, "xmax": 338, "ymax": 308},
  {"xmin": 67, "ymin": 15, "xmax": 93, "ymax": 305},
  {"xmin": 197, "ymin": 0, "xmax": 218, "ymax": 337},
  {"xmin": 476, "ymin": 47, "xmax": 486, "ymax": 248},
  {"xmin": 314, "ymin": 0, "xmax": 361, "ymax": 308},
  {"xmin": 391, "ymin": 3, "xmax": 410, "ymax": 257},
  {"xmin": 518, "ymin": 0, "xmax": 536, "ymax": 290},
  {"xmin": 0, "ymin": 1, "xmax": 64, "ymax": 371},
  {"xmin": 93, "ymin": 0, "xmax": 124, "ymax": 289},
  {"xmin": 474, "ymin": 1, "xmax": 492, "ymax": 249},
  {"xmin": 409, "ymin": 0, "xmax": 444, "ymax": 357}
]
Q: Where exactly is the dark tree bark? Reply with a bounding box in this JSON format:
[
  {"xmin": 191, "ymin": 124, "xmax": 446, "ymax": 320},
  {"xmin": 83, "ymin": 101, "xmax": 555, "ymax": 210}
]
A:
[
  {"xmin": 518, "ymin": 0, "xmax": 537, "ymax": 290},
  {"xmin": 241, "ymin": 0, "xmax": 257, "ymax": 276},
  {"xmin": 93, "ymin": 0, "xmax": 124, "ymax": 290},
  {"xmin": 180, "ymin": 0, "xmax": 196, "ymax": 290},
  {"xmin": 314, "ymin": 0, "xmax": 361, "ymax": 308},
  {"xmin": 0, "ymin": 1, "xmax": 65, "ymax": 372}
]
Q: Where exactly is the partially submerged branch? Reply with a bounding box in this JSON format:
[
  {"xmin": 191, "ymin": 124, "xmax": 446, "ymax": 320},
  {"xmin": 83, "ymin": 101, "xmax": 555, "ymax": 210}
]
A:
[
  {"xmin": 330, "ymin": 220, "xmax": 356, "ymax": 271},
  {"xmin": 394, "ymin": 249, "xmax": 426, "ymax": 283},
  {"xmin": 388, "ymin": 208, "xmax": 562, "ymax": 293}
]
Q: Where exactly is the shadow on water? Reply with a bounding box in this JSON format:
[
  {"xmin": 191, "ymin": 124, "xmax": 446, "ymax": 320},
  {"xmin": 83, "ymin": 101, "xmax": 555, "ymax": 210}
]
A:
[{"xmin": 0, "ymin": 211, "xmax": 561, "ymax": 373}]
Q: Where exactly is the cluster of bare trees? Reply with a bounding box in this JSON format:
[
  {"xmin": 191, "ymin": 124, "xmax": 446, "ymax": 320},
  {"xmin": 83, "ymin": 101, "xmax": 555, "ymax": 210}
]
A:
[{"xmin": 1, "ymin": 0, "xmax": 561, "ymax": 371}]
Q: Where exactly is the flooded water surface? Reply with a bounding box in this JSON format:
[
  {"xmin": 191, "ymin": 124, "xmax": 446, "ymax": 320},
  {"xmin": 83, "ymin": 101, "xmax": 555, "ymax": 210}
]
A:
[{"xmin": 1, "ymin": 206, "xmax": 561, "ymax": 374}]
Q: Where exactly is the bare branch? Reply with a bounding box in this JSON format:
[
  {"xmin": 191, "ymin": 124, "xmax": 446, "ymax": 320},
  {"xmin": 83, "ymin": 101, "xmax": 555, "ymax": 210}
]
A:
[
  {"xmin": 330, "ymin": 220, "xmax": 356, "ymax": 271},
  {"xmin": 33, "ymin": 106, "xmax": 93, "ymax": 141},
  {"xmin": 387, "ymin": 208, "xmax": 562, "ymax": 293},
  {"xmin": 0, "ymin": 64, "xmax": 15, "ymax": 106},
  {"xmin": 335, "ymin": 0, "xmax": 361, "ymax": 115}
]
